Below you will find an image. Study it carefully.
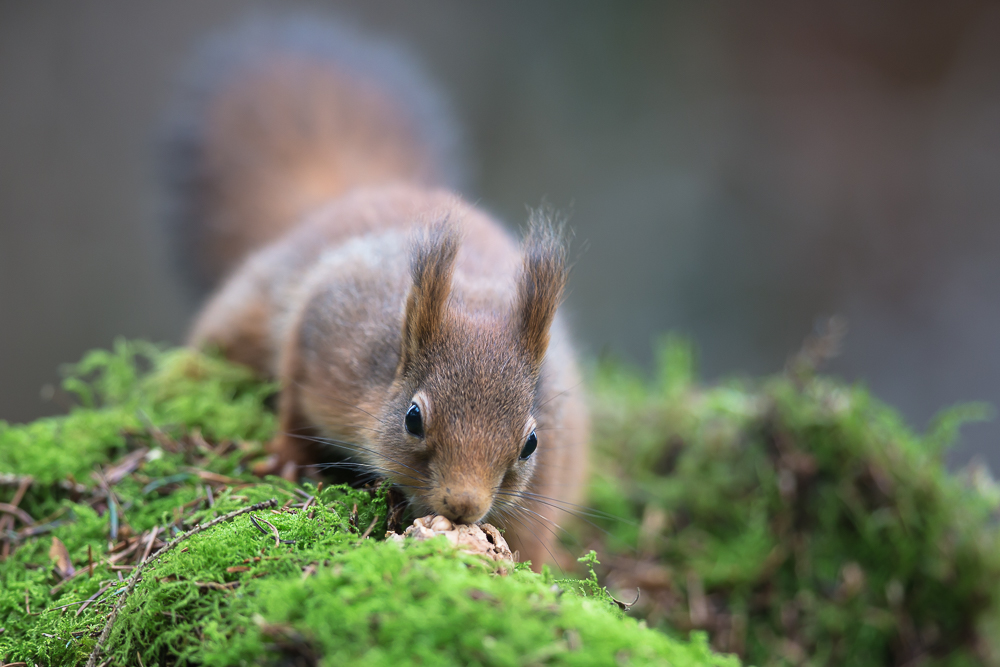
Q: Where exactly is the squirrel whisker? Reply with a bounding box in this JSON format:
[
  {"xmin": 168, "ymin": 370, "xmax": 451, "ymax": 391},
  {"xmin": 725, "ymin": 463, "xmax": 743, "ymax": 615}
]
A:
[
  {"xmin": 496, "ymin": 489, "xmax": 629, "ymax": 524},
  {"xmin": 290, "ymin": 434, "xmax": 432, "ymax": 485},
  {"xmin": 492, "ymin": 504, "xmax": 563, "ymax": 570},
  {"xmin": 534, "ymin": 380, "xmax": 585, "ymax": 411}
]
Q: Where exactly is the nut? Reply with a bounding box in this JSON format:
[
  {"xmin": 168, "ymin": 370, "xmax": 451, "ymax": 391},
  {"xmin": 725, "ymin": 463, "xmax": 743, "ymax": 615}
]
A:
[{"xmin": 399, "ymin": 514, "xmax": 514, "ymax": 562}]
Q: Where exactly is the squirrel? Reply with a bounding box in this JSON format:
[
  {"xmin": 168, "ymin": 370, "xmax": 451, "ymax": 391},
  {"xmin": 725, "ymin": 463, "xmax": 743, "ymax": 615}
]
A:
[{"xmin": 163, "ymin": 17, "xmax": 589, "ymax": 568}]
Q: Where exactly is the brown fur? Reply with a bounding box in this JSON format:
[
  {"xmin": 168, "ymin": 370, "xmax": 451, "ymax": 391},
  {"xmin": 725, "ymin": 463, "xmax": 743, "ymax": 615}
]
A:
[
  {"xmin": 195, "ymin": 56, "xmax": 443, "ymax": 285},
  {"xmin": 179, "ymin": 21, "xmax": 588, "ymax": 568},
  {"xmin": 401, "ymin": 224, "xmax": 460, "ymax": 369},
  {"xmin": 516, "ymin": 212, "xmax": 569, "ymax": 371}
]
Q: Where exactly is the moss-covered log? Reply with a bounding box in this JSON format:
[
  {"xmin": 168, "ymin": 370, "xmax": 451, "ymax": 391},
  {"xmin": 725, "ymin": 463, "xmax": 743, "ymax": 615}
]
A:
[
  {"xmin": 585, "ymin": 338, "xmax": 1000, "ymax": 666},
  {"xmin": 0, "ymin": 341, "xmax": 734, "ymax": 666}
]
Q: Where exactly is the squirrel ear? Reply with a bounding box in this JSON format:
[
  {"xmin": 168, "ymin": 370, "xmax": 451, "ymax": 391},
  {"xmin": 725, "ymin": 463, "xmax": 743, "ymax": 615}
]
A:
[
  {"xmin": 401, "ymin": 222, "xmax": 460, "ymax": 370},
  {"xmin": 515, "ymin": 210, "xmax": 568, "ymax": 371}
]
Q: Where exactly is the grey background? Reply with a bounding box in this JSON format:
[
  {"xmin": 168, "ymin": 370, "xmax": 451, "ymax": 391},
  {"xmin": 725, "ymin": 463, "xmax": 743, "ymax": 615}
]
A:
[{"xmin": 2, "ymin": 1, "xmax": 1000, "ymax": 471}]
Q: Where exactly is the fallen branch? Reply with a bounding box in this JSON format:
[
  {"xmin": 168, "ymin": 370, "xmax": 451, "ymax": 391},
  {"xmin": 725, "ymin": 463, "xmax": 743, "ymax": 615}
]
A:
[{"xmin": 84, "ymin": 498, "xmax": 277, "ymax": 667}]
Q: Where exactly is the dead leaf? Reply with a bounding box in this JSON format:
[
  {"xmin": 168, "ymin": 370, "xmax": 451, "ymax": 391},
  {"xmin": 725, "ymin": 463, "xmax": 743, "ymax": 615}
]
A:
[{"xmin": 49, "ymin": 536, "xmax": 75, "ymax": 578}]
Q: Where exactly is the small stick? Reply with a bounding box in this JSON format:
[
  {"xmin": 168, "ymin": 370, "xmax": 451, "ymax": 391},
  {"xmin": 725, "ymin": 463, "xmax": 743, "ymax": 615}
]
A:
[
  {"xmin": 359, "ymin": 515, "xmax": 380, "ymax": 540},
  {"xmin": 0, "ymin": 476, "xmax": 32, "ymax": 534},
  {"xmin": 189, "ymin": 428, "xmax": 213, "ymax": 454},
  {"xmin": 48, "ymin": 599, "xmax": 90, "ymax": 612},
  {"xmin": 211, "ymin": 438, "xmax": 232, "ymax": 457},
  {"xmin": 185, "ymin": 468, "xmax": 241, "ymax": 485},
  {"xmin": 76, "ymin": 583, "xmax": 115, "ymax": 617},
  {"xmin": 0, "ymin": 503, "xmax": 34, "ymax": 527},
  {"xmin": 249, "ymin": 514, "xmax": 294, "ymax": 547},
  {"xmin": 93, "ymin": 470, "xmax": 131, "ymax": 542},
  {"xmin": 139, "ymin": 526, "xmax": 160, "ymax": 564},
  {"xmin": 180, "ymin": 495, "xmax": 208, "ymax": 512},
  {"xmin": 248, "ymin": 514, "xmax": 270, "ymax": 537},
  {"xmin": 195, "ymin": 581, "xmax": 239, "ymax": 591},
  {"xmin": 108, "ymin": 540, "xmax": 142, "ymax": 564},
  {"xmin": 84, "ymin": 498, "xmax": 277, "ymax": 667},
  {"xmin": 13, "ymin": 521, "xmax": 61, "ymax": 542},
  {"xmin": 46, "ymin": 581, "xmax": 113, "ymax": 612},
  {"xmin": 108, "ymin": 536, "xmax": 133, "ymax": 554}
]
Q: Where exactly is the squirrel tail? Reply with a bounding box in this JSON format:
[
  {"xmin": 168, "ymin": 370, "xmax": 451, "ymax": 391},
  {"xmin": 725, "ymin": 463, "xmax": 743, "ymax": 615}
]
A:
[{"xmin": 162, "ymin": 14, "xmax": 466, "ymax": 293}]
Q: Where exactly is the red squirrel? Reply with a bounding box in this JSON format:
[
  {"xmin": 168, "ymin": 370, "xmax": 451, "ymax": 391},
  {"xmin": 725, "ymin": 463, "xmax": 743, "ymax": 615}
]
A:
[{"xmin": 165, "ymin": 17, "xmax": 588, "ymax": 567}]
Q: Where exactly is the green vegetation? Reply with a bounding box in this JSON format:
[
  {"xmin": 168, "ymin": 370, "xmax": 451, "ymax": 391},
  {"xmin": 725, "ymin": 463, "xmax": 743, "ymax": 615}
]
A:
[
  {"xmin": 5, "ymin": 336, "xmax": 999, "ymax": 666},
  {"xmin": 0, "ymin": 340, "xmax": 735, "ymax": 666},
  {"xmin": 585, "ymin": 337, "xmax": 1000, "ymax": 666}
]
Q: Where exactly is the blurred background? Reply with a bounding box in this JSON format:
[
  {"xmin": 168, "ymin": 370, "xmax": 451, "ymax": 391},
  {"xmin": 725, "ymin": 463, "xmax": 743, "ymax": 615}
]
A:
[{"xmin": 2, "ymin": 1, "xmax": 999, "ymax": 471}]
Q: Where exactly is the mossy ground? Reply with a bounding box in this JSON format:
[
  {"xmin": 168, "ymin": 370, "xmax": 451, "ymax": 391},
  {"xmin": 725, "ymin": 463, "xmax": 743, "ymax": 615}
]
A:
[
  {"xmin": 5, "ymin": 336, "xmax": 1000, "ymax": 666},
  {"xmin": 0, "ymin": 340, "xmax": 735, "ymax": 666},
  {"xmin": 585, "ymin": 337, "xmax": 1000, "ymax": 666}
]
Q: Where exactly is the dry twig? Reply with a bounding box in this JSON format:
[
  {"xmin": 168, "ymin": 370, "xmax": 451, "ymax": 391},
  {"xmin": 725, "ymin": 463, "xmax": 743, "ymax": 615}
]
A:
[
  {"xmin": 0, "ymin": 503, "xmax": 34, "ymax": 527},
  {"xmin": 0, "ymin": 476, "xmax": 32, "ymax": 532},
  {"xmin": 359, "ymin": 515, "xmax": 380, "ymax": 540},
  {"xmin": 249, "ymin": 514, "xmax": 294, "ymax": 547}
]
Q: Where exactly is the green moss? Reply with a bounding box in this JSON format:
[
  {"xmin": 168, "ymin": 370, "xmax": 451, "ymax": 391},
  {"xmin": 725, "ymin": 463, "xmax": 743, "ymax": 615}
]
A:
[
  {"xmin": 0, "ymin": 340, "xmax": 275, "ymax": 490},
  {"xmin": 8, "ymin": 336, "xmax": 1000, "ymax": 666},
  {"xmin": 0, "ymin": 341, "xmax": 735, "ymax": 666},
  {"xmin": 586, "ymin": 338, "xmax": 1000, "ymax": 666}
]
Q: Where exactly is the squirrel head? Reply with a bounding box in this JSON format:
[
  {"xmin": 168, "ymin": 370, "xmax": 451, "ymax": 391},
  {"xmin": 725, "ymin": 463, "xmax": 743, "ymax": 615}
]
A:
[{"xmin": 378, "ymin": 217, "xmax": 568, "ymax": 524}]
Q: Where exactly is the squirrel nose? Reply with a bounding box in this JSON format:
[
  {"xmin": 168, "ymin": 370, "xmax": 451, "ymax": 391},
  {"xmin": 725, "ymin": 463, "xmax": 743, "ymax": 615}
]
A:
[{"xmin": 439, "ymin": 487, "xmax": 490, "ymax": 524}]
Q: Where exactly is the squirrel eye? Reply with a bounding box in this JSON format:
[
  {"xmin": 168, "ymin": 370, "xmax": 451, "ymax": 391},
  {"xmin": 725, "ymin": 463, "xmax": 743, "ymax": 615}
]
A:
[
  {"xmin": 404, "ymin": 403, "xmax": 424, "ymax": 437},
  {"xmin": 519, "ymin": 430, "xmax": 537, "ymax": 460}
]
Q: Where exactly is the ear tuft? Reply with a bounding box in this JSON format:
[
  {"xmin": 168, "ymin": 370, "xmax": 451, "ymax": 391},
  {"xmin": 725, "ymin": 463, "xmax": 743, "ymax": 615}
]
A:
[
  {"xmin": 515, "ymin": 208, "xmax": 569, "ymax": 370},
  {"xmin": 401, "ymin": 221, "xmax": 461, "ymax": 369}
]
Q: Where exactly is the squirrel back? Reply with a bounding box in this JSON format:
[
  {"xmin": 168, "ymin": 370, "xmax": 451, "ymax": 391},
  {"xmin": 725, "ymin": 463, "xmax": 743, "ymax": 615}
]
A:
[{"xmin": 163, "ymin": 15, "xmax": 465, "ymax": 292}]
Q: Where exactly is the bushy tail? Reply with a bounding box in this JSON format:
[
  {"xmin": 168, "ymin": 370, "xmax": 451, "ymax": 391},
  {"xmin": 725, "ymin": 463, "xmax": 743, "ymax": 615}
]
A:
[{"xmin": 162, "ymin": 15, "xmax": 465, "ymax": 292}]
